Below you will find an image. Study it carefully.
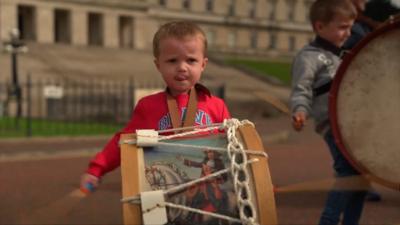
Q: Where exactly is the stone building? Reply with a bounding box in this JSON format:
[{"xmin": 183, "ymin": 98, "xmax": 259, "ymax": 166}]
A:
[{"xmin": 0, "ymin": 0, "xmax": 314, "ymax": 57}]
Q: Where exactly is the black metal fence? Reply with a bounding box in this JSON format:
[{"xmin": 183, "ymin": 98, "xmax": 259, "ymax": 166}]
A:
[
  {"xmin": 0, "ymin": 75, "xmax": 147, "ymax": 137},
  {"xmin": 0, "ymin": 75, "xmax": 225, "ymax": 137}
]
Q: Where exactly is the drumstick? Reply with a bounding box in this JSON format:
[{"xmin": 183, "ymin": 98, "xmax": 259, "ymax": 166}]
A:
[
  {"xmin": 19, "ymin": 185, "xmax": 94, "ymax": 223},
  {"xmin": 275, "ymin": 175, "xmax": 370, "ymax": 193}
]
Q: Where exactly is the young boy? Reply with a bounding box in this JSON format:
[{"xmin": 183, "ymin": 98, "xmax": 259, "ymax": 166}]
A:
[
  {"xmin": 81, "ymin": 21, "xmax": 230, "ymax": 190},
  {"xmin": 290, "ymin": 0, "xmax": 367, "ymax": 224}
]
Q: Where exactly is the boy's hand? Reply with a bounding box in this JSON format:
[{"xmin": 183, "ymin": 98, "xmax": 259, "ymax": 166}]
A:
[
  {"xmin": 80, "ymin": 173, "xmax": 100, "ymax": 194},
  {"xmin": 292, "ymin": 111, "xmax": 307, "ymax": 131}
]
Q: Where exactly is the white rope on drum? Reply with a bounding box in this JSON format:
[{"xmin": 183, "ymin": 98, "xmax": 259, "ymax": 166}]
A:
[
  {"xmin": 224, "ymin": 119, "xmax": 259, "ymax": 225},
  {"xmin": 122, "ymin": 118, "xmax": 264, "ymax": 225}
]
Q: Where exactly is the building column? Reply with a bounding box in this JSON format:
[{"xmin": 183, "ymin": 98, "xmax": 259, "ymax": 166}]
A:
[
  {"xmin": 0, "ymin": 1, "xmax": 17, "ymax": 42},
  {"xmin": 133, "ymin": 16, "xmax": 157, "ymax": 51},
  {"xmin": 191, "ymin": 1, "xmax": 205, "ymax": 13},
  {"xmin": 235, "ymin": 0, "xmax": 249, "ymax": 17},
  {"xmin": 167, "ymin": 0, "xmax": 182, "ymax": 10},
  {"xmin": 294, "ymin": 0, "xmax": 307, "ymax": 23},
  {"xmin": 104, "ymin": 13, "xmax": 118, "ymax": 48},
  {"xmin": 71, "ymin": 9, "xmax": 87, "ymax": 46},
  {"xmin": 277, "ymin": 31, "xmax": 289, "ymax": 51},
  {"xmin": 37, "ymin": 6, "xmax": 54, "ymax": 44},
  {"xmin": 258, "ymin": 31, "xmax": 269, "ymax": 49},
  {"xmin": 275, "ymin": 0, "xmax": 287, "ymax": 22},
  {"xmin": 255, "ymin": 0, "xmax": 268, "ymax": 19}
]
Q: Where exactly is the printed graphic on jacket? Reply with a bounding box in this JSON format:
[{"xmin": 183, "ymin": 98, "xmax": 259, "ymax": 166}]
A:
[{"xmin": 158, "ymin": 108, "xmax": 212, "ymax": 130}]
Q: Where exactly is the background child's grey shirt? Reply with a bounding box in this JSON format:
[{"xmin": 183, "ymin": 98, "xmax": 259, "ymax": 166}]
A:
[{"xmin": 290, "ymin": 41, "xmax": 342, "ymax": 134}]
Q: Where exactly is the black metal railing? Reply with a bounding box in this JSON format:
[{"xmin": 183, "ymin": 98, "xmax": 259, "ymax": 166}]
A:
[{"xmin": 0, "ymin": 75, "xmax": 137, "ymax": 137}]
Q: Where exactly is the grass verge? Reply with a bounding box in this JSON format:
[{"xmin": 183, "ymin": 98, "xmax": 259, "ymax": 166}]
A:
[
  {"xmin": 0, "ymin": 117, "xmax": 121, "ymax": 138},
  {"xmin": 225, "ymin": 58, "xmax": 292, "ymax": 86}
]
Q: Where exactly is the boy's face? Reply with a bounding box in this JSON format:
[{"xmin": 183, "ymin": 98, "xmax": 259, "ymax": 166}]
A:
[
  {"xmin": 315, "ymin": 14, "xmax": 354, "ymax": 48},
  {"xmin": 154, "ymin": 35, "xmax": 208, "ymax": 96}
]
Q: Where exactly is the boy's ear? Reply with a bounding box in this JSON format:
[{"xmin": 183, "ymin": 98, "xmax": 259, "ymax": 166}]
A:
[
  {"xmin": 201, "ymin": 57, "xmax": 208, "ymax": 71},
  {"xmin": 314, "ymin": 21, "xmax": 325, "ymax": 33},
  {"xmin": 154, "ymin": 58, "xmax": 160, "ymax": 71}
]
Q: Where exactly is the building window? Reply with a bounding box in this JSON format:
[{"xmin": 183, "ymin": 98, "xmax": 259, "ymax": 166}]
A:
[
  {"xmin": 54, "ymin": 9, "xmax": 71, "ymax": 44},
  {"xmin": 269, "ymin": 33, "xmax": 276, "ymax": 49},
  {"xmin": 228, "ymin": 0, "xmax": 235, "ymax": 16},
  {"xmin": 305, "ymin": 1, "xmax": 313, "ymax": 22},
  {"xmin": 88, "ymin": 12, "xmax": 104, "ymax": 46},
  {"xmin": 250, "ymin": 31, "xmax": 258, "ymax": 48},
  {"xmin": 182, "ymin": 0, "xmax": 190, "ymax": 10},
  {"xmin": 18, "ymin": 5, "xmax": 37, "ymax": 41},
  {"xmin": 206, "ymin": 30, "xmax": 216, "ymax": 47},
  {"xmin": 119, "ymin": 16, "xmax": 133, "ymax": 48},
  {"xmin": 289, "ymin": 36, "xmax": 296, "ymax": 51},
  {"xmin": 286, "ymin": 0, "xmax": 295, "ymax": 21},
  {"xmin": 269, "ymin": 0, "xmax": 277, "ymax": 20},
  {"xmin": 159, "ymin": 0, "xmax": 166, "ymax": 7},
  {"xmin": 227, "ymin": 32, "xmax": 236, "ymax": 48},
  {"xmin": 206, "ymin": 0, "xmax": 214, "ymax": 12},
  {"xmin": 249, "ymin": 0, "xmax": 256, "ymax": 18}
]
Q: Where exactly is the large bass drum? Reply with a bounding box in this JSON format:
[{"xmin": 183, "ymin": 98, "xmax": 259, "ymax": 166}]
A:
[{"xmin": 329, "ymin": 17, "xmax": 400, "ymax": 191}]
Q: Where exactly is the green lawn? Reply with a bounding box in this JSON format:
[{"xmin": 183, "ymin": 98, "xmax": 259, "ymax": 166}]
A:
[
  {"xmin": 225, "ymin": 58, "xmax": 292, "ymax": 86},
  {"xmin": 0, "ymin": 117, "xmax": 122, "ymax": 138}
]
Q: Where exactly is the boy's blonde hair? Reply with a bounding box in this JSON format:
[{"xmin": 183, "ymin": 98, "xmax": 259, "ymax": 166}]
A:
[
  {"xmin": 153, "ymin": 21, "xmax": 207, "ymax": 58},
  {"xmin": 310, "ymin": 0, "xmax": 357, "ymax": 29}
]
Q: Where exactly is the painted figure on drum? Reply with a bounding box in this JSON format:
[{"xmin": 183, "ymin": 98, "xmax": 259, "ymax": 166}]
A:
[
  {"xmin": 142, "ymin": 142, "xmax": 238, "ymax": 225},
  {"xmin": 176, "ymin": 150, "xmax": 231, "ymax": 224}
]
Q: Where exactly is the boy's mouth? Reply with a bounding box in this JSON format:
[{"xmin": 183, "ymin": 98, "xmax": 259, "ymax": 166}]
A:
[{"xmin": 175, "ymin": 74, "xmax": 188, "ymax": 81}]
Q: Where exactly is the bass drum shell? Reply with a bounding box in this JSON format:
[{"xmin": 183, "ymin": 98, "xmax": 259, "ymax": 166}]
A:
[{"xmin": 329, "ymin": 19, "xmax": 400, "ymax": 191}]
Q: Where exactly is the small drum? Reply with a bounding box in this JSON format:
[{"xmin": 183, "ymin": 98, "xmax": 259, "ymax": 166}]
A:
[
  {"xmin": 119, "ymin": 120, "xmax": 277, "ymax": 225},
  {"xmin": 330, "ymin": 18, "xmax": 400, "ymax": 190}
]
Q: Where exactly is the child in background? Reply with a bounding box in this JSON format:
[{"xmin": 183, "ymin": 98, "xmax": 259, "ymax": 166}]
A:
[
  {"xmin": 81, "ymin": 21, "xmax": 230, "ymax": 191},
  {"xmin": 290, "ymin": 0, "xmax": 367, "ymax": 224}
]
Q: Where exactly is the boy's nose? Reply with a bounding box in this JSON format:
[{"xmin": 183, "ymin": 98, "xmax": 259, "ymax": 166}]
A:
[{"xmin": 177, "ymin": 62, "xmax": 187, "ymax": 71}]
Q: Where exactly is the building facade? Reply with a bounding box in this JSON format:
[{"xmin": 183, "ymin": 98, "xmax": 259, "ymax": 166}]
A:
[{"xmin": 0, "ymin": 0, "xmax": 314, "ymax": 57}]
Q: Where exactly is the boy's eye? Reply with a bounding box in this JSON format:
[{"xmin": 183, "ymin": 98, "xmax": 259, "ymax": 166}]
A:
[
  {"xmin": 167, "ymin": 58, "xmax": 177, "ymax": 63},
  {"xmin": 188, "ymin": 58, "xmax": 197, "ymax": 64}
]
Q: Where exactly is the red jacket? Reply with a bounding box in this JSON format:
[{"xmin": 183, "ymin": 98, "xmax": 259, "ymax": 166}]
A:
[{"xmin": 87, "ymin": 85, "xmax": 230, "ymax": 177}]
